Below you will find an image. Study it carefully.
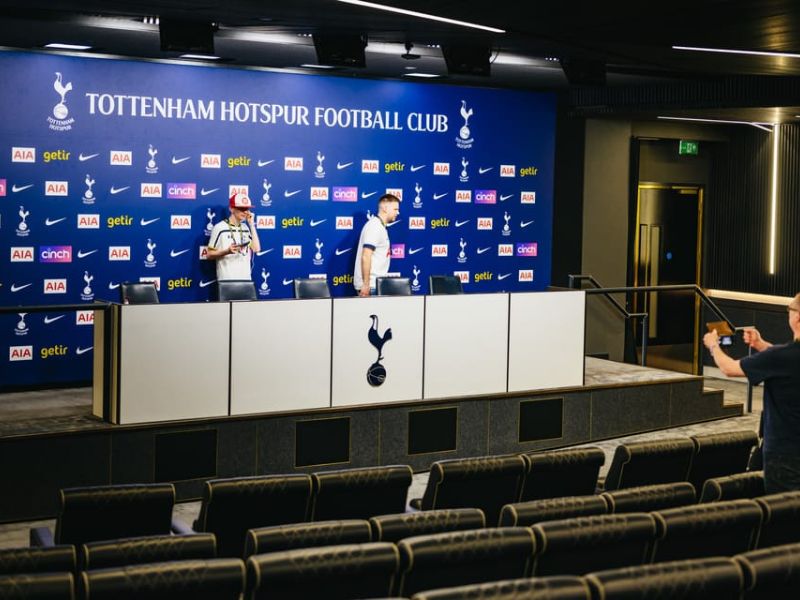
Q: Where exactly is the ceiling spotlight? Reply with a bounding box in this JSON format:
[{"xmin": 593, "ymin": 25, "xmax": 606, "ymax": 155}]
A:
[{"xmin": 402, "ymin": 42, "xmax": 420, "ymax": 60}]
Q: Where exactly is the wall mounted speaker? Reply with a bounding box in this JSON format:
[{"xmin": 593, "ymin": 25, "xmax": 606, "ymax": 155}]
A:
[
  {"xmin": 442, "ymin": 44, "xmax": 492, "ymax": 76},
  {"xmin": 159, "ymin": 18, "xmax": 215, "ymax": 54},
  {"xmin": 313, "ymin": 34, "xmax": 367, "ymax": 68},
  {"xmin": 560, "ymin": 58, "xmax": 606, "ymax": 86}
]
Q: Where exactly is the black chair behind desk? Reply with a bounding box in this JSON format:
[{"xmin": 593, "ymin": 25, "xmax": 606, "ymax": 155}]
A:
[
  {"xmin": 376, "ymin": 276, "xmax": 412, "ymax": 296},
  {"xmin": 293, "ymin": 277, "xmax": 331, "ymax": 299},
  {"xmin": 217, "ymin": 279, "xmax": 257, "ymax": 301},
  {"xmin": 0, "ymin": 546, "xmax": 76, "ymax": 575},
  {"xmin": 428, "ymin": 275, "xmax": 463, "ymax": 295},
  {"xmin": 119, "ymin": 282, "xmax": 159, "ymax": 304},
  {"xmin": 0, "ymin": 572, "xmax": 75, "ymax": 600}
]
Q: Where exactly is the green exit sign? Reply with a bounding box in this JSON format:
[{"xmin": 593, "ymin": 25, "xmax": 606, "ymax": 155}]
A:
[{"xmin": 679, "ymin": 139, "xmax": 699, "ymax": 155}]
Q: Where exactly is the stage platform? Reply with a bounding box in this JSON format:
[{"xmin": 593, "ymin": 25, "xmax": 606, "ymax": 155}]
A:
[{"xmin": 0, "ymin": 358, "xmax": 742, "ymax": 523}]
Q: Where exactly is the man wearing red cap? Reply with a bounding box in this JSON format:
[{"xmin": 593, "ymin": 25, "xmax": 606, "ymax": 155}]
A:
[{"xmin": 207, "ymin": 193, "xmax": 262, "ymax": 281}]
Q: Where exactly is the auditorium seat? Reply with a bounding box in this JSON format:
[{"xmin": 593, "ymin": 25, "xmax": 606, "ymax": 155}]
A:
[
  {"xmin": 310, "ymin": 465, "xmax": 413, "ymax": 521},
  {"xmin": 244, "ymin": 520, "xmax": 371, "ymax": 557},
  {"xmin": 753, "ymin": 491, "xmax": 800, "ymax": 549},
  {"xmin": 247, "ymin": 542, "xmax": 399, "ymax": 599},
  {"xmin": 519, "ymin": 446, "xmax": 605, "ymax": 501},
  {"xmin": 396, "ymin": 527, "xmax": 535, "ymax": 597},
  {"xmin": 686, "ymin": 430, "xmax": 759, "ymax": 494},
  {"xmin": 376, "ymin": 276, "xmax": 412, "ymax": 296},
  {"xmin": 370, "ymin": 508, "xmax": 485, "ymax": 543},
  {"xmin": 186, "ymin": 474, "xmax": 312, "ymax": 558},
  {"xmin": 735, "ymin": 542, "xmax": 800, "ymax": 599},
  {"xmin": 602, "ymin": 438, "xmax": 695, "ymax": 491},
  {"xmin": 498, "ymin": 495, "xmax": 608, "ymax": 527},
  {"xmin": 651, "ymin": 499, "xmax": 762, "ymax": 563},
  {"xmin": 602, "ymin": 482, "xmax": 697, "ymax": 513},
  {"xmin": 293, "ymin": 277, "xmax": 331, "ymax": 299},
  {"xmin": 30, "ymin": 483, "xmax": 175, "ymax": 547},
  {"xmin": 0, "ymin": 572, "xmax": 74, "ymax": 599},
  {"xmin": 81, "ymin": 558, "xmax": 245, "ymax": 599},
  {"xmin": 585, "ymin": 557, "xmax": 744, "ymax": 599},
  {"xmin": 119, "ymin": 282, "xmax": 159, "ymax": 304},
  {"xmin": 530, "ymin": 513, "xmax": 657, "ymax": 576},
  {"xmin": 410, "ymin": 455, "xmax": 526, "ymax": 526},
  {"xmin": 0, "ymin": 545, "xmax": 76, "ymax": 575},
  {"xmin": 699, "ymin": 472, "xmax": 765, "ymax": 503},
  {"xmin": 409, "ymin": 575, "xmax": 591, "ymax": 600},
  {"xmin": 217, "ymin": 279, "xmax": 257, "ymax": 301},
  {"xmin": 81, "ymin": 533, "xmax": 216, "ymax": 570},
  {"xmin": 428, "ymin": 275, "xmax": 463, "ymax": 295}
]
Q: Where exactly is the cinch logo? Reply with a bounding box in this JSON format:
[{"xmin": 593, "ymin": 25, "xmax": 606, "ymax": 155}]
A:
[
  {"xmin": 409, "ymin": 217, "xmax": 426, "ymax": 230},
  {"xmin": 281, "ymin": 217, "xmax": 304, "ymax": 228},
  {"xmin": 455, "ymin": 190, "xmax": 472, "ymax": 203},
  {"xmin": 107, "ymin": 215, "xmax": 133, "ymax": 228},
  {"xmin": 332, "ymin": 186, "xmax": 358, "ymax": 202},
  {"xmin": 516, "ymin": 242, "xmax": 538, "ymax": 257},
  {"xmin": 477, "ymin": 218, "xmax": 493, "ymax": 230},
  {"xmin": 362, "ymin": 160, "xmax": 379, "ymax": 173},
  {"xmin": 228, "ymin": 184, "xmax": 248, "ymax": 198},
  {"xmin": 385, "ymin": 187, "xmax": 403, "ymax": 201},
  {"xmin": 500, "ymin": 164, "xmax": 516, "ymax": 177},
  {"xmin": 77, "ymin": 214, "xmax": 100, "ymax": 229},
  {"xmin": 139, "ymin": 276, "xmax": 161, "ymax": 291},
  {"xmin": 43, "ymin": 150, "xmax": 70, "ymax": 162},
  {"xmin": 283, "ymin": 245, "xmax": 302, "ymax": 259},
  {"xmin": 141, "ymin": 183, "xmax": 163, "ymax": 198},
  {"xmin": 498, "ymin": 244, "xmax": 514, "ymax": 257},
  {"xmin": 256, "ymin": 215, "xmax": 275, "ymax": 229},
  {"xmin": 310, "ymin": 186, "xmax": 329, "ymax": 201},
  {"xmin": 519, "ymin": 269, "xmax": 534, "ymax": 282},
  {"xmin": 108, "ymin": 246, "xmax": 131, "ymax": 261},
  {"xmin": 475, "ymin": 189, "xmax": 497, "ymax": 204},
  {"xmin": 433, "ymin": 162, "xmax": 450, "ymax": 175},
  {"xmin": 431, "ymin": 244, "xmax": 448, "ymax": 257},
  {"xmin": 284, "ymin": 156, "xmax": 303, "ymax": 171},
  {"xmin": 454, "ymin": 271, "xmax": 469, "ymax": 284},
  {"xmin": 336, "ymin": 216, "xmax": 354, "ymax": 230},
  {"xmin": 12, "ymin": 147, "xmax": 35, "ymax": 163},
  {"xmin": 9, "ymin": 346, "xmax": 33, "ymax": 361},
  {"xmin": 40, "ymin": 245, "xmax": 72, "ymax": 263},
  {"xmin": 76, "ymin": 310, "xmax": 94, "ymax": 325},
  {"xmin": 167, "ymin": 183, "xmax": 196, "ymax": 199},
  {"xmin": 44, "ymin": 181, "xmax": 68, "ymax": 196},
  {"xmin": 521, "ymin": 191, "xmax": 536, "ymax": 204},
  {"xmin": 0, "ymin": 179, "xmax": 5, "ymax": 196},
  {"xmin": 170, "ymin": 215, "xmax": 191, "ymax": 229},
  {"xmin": 201, "ymin": 154, "xmax": 221, "ymax": 168},
  {"xmin": 391, "ymin": 244, "xmax": 405, "ymax": 259},
  {"xmin": 44, "ymin": 279, "xmax": 67, "ymax": 294},
  {"xmin": 109, "ymin": 151, "xmax": 133, "ymax": 166},
  {"xmin": 10, "ymin": 247, "xmax": 34, "ymax": 262}
]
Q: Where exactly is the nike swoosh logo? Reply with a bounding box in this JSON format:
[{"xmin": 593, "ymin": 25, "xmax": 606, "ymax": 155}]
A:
[
  {"xmin": 140, "ymin": 217, "xmax": 159, "ymax": 226},
  {"xmin": 500, "ymin": 194, "xmax": 513, "ymax": 201},
  {"xmin": 335, "ymin": 248, "xmax": 352, "ymax": 256},
  {"xmin": 258, "ymin": 159, "xmax": 274, "ymax": 167},
  {"xmin": 478, "ymin": 167, "xmax": 493, "ymax": 174},
  {"xmin": 201, "ymin": 187, "xmax": 219, "ymax": 196},
  {"xmin": 77, "ymin": 250, "xmax": 98, "ymax": 258},
  {"xmin": 199, "ymin": 279, "xmax": 216, "ymax": 288},
  {"xmin": 310, "ymin": 219, "xmax": 326, "ymax": 227},
  {"xmin": 108, "ymin": 282, "xmax": 120, "ymax": 290},
  {"xmin": 336, "ymin": 162, "xmax": 353, "ymax": 170},
  {"xmin": 361, "ymin": 191, "xmax": 377, "ymax": 199},
  {"xmin": 44, "ymin": 315, "xmax": 65, "ymax": 324},
  {"xmin": 408, "ymin": 247, "xmax": 424, "ymax": 255},
  {"xmin": 110, "ymin": 186, "xmax": 130, "ymax": 195},
  {"xmin": 256, "ymin": 248, "xmax": 274, "ymax": 256},
  {"xmin": 172, "ymin": 156, "xmax": 190, "ymax": 164},
  {"xmin": 284, "ymin": 190, "xmax": 301, "ymax": 198},
  {"xmin": 12, "ymin": 184, "xmax": 33, "ymax": 193},
  {"xmin": 76, "ymin": 346, "xmax": 93, "ymax": 355},
  {"xmin": 455, "ymin": 220, "xmax": 469, "ymax": 227},
  {"xmin": 387, "ymin": 219, "xmax": 401, "ymax": 227},
  {"xmin": 45, "ymin": 217, "xmax": 66, "ymax": 226},
  {"xmin": 79, "ymin": 153, "xmax": 99, "ymax": 162},
  {"xmin": 10, "ymin": 283, "xmax": 32, "ymax": 292},
  {"xmin": 498, "ymin": 273, "xmax": 512, "ymax": 281},
  {"xmin": 433, "ymin": 193, "xmax": 447, "ymax": 200},
  {"xmin": 282, "ymin": 278, "xmax": 294, "ymax": 285},
  {"xmin": 477, "ymin": 247, "xmax": 491, "ymax": 255},
  {"xmin": 520, "ymin": 220, "xmax": 534, "ymax": 228},
  {"xmin": 410, "ymin": 164, "xmax": 426, "ymax": 172},
  {"xmin": 170, "ymin": 249, "xmax": 189, "ymax": 257}
]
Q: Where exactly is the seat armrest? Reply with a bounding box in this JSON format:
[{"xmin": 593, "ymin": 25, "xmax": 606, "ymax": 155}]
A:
[
  {"xmin": 171, "ymin": 517, "xmax": 195, "ymax": 535},
  {"xmin": 409, "ymin": 498, "xmax": 422, "ymax": 510},
  {"xmin": 595, "ymin": 476, "xmax": 606, "ymax": 493},
  {"xmin": 30, "ymin": 526, "xmax": 54, "ymax": 547}
]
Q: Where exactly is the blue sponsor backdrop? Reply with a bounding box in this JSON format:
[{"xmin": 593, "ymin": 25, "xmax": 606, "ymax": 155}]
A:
[{"xmin": 0, "ymin": 50, "xmax": 555, "ymax": 388}]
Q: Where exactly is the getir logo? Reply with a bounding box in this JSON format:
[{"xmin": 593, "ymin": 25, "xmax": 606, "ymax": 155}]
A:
[
  {"xmin": 362, "ymin": 160, "xmax": 379, "ymax": 173},
  {"xmin": 283, "ymin": 245, "xmax": 302, "ymax": 259},
  {"xmin": 39, "ymin": 245, "xmax": 72, "ymax": 263},
  {"xmin": 44, "ymin": 279, "xmax": 67, "ymax": 294},
  {"xmin": 110, "ymin": 151, "xmax": 133, "ymax": 166},
  {"xmin": 10, "ymin": 247, "xmax": 34, "ymax": 262},
  {"xmin": 521, "ymin": 191, "xmax": 536, "ymax": 204},
  {"xmin": 284, "ymin": 157, "xmax": 303, "ymax": 171},
  {"xmin": 477, "ymin": 218, "xmax": 493, "ymax": 230},
  {"xmin": 256, "ymin": 215, "xmax": 275, "ymax": 229},
  {"xmin": 409, "ymin": 217, "xmax": 426, "ymax": 230},
  {"xmin": 45, "ymin": 181, "xmax": 68, "ymax": 196},
  {"xmin": 455, "ymin": 190, "xmax": 472, "ymax": 203},
  {"xmin": 43, "ymin": 150, "xmax": 70, "ymax": 162},
  {"xmin": 332, "ymin": 187, "xmax": 358, "ymax": 202},
  {"xmin": 516, "ymin": 242, "xmax": 538, "ymax": 257},
  {"xmin": 500, "ymin": 164, "xmax": 516, "ymax": 177},
  {"xmin": 40, "ymin": 345, "xmax": 68, "ymax": 359},
  {"xmin": 109, "ymin": 246, "xmax": 131, "ymax": 261},
  {"xmin": 332, "ymin": 273, "xmax": 353, "ymax": 287},
  {"xmin": 167, "ymin": 183, "xmax": 196, "ymax": 199},
  {"xmin": 77, "ymin": 214, "xmax": 100, "ymax": 229},
  {"xmin": 76, "ymin": 310, "xmax": 94, "ymax": 325},
  {"xmin": 107, "ymin": 215, "xmax": 133, "ymax": 228},
  {"xmin": 431, "ymin": 244, "xmax": 448, "ymax": 257},
  {"xmin": 281, "ymin": 217, "xmax": 304, "ymax": 228},
  {"xmin": 498, "ymin": 244, "xmax": 514, "ymax": 257},
  {"xmin": 475, "ymin": 189, "xmax": 497, "ymax": 204},
  {"xmin": 519, "ymin": 269, "xmax": 534, "ymax": 282},
  {"xmin": 201, "ymin": 154, "xmax": 221, "ymax": 168},
  {"xmin": 336, "ymin": 216, "xmax": 353, "ymax": 230},
  {"xmin": 167, "ymin": 277, "xmax": 192, "ymax": 291},
  {"xmin": 9, "ymin": 346, "xmax": 33, "ymax": 361},
  {"xmin": 310, "ymin": 187, "xmax": 329, "ymax": 201},
  {"xmin": 433, "ymin": 162, "xmax": 450, "ymax": 175},
  {"xmin": 171, "ymin": 215, "xmax": 191, "ymax": 229},
  {"xmin": 141, "ymin": 183, "xmax": 163, "ymax": 198},
  {"xmin": 12, "ymin": 147, "xmax": 35, "ymax": 163},
  {"xmin": 391, "ymin": 244, "xmax": 405, "ymax": 259}
]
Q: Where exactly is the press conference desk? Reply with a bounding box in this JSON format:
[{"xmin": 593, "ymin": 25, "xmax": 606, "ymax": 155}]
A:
[{"xmin": 96, "ymin": 291, "xmax": 585, "ymax": 425}]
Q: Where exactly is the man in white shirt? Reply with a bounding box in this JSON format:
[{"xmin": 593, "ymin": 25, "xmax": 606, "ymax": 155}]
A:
[
  {"xmin": 353, "ymin": 194, "xmax": 400, "ymax": 296},
  {"xmin": 207, "ymin": 193, "xmax": 262, "ymax": 281}
]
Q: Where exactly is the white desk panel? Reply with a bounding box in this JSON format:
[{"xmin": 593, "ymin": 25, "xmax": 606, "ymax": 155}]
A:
[
  {"xmin": 231, "ymin": 299, "xmax": 331, "ymax": 415},
  {"xmin": 508, "ymin": 291, "xmax": 585, "ymax": 392},
  {"xmin": 332, "ymin": 296, "xmax": 424, "ymax": 407},
  {"xmin": 424, "ymin": 294, "xmax": 509, "ymax": 399},
  {"xmin": 119, "ymin": 303, "xmax": 229, "ymax": 424}
]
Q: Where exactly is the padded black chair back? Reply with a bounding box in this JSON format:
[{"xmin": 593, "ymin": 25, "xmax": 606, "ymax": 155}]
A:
[
  {"xmin": 603, "ymin": 438, "xmax": 695, "ymax": 491},
  {"xmin": 81, "ymin": 558, "xmax": 245, "ymax": 599},
  {"xmin": 499, "ymin": 495, "xmax": 608, "ymax": 527},
  {"xmin": 0, "ymin": 545, "xmax": 76, "ymax": 575},
  {"xmin": 396, "ymin": 527, "xmax": 535, "ymax": 597},
  {"xmin": 410, "ymin": 575, "xmax": 591, "ymax": 600},
  {"xmin": 217, "ymin": 279, "xmax": 257, "ymax": 301},
  {"xmin": 736, "ymin": 542, "xmax": 800, "ymax": 599},
  {"xmin": 585, "ymin": 557, "xmax": 744, "ymax": 600},
  {"xmin": 370, "ymin": 508, "xmax": 485, "ymax": 543},
  {"xmin": 753, "ymin": 491, "xmax": 800, "ymax": 549},
  {"xmin": 81, "ymin": 533, "xmax": 216, "ymax": 570},
  {"xmin": 531, "ymin": 513, "xmax": 657, "ymax": 576},
  {"xmin": 376, "ymin": 276, "xmax": 412, "ymax": 296},
  {"xmin": 0, "ymin": 572, "xmax": 74, "ymax": 599},
  {"xmin": 293, "ymin": 277, "xmax": 331, "ymax": 299},
  {"xmin": 196, "ymin": 474, "xmax": 312, "ymax": 558},
  {"xmin": 418, "ymin": 455, "xmax": 527, "ymax": 526},
  {"xmin": 119, "ymin": 282, "xmax": 159, "ymax": 304},
  {"xmin": 247, "ymin": 542, "xmax": 399, "ymax": 600},
  {"xmin": 651, "ymin": 499, "xmax": 762, "ymax": 563},
  {"xmin": 244, "ymin": 520, "xmax": 371, "ymax": 557},
  {"xmin": 700, "ymin": 471, "xmax": 765, "ymax": 503},
  {"xmin": 310, "ymin": 465, "xmax": 412, "ymax": 521},
  {"xmin": 602, "ymin": 482, "xmax": 697, "ymax": 513},
  {"xmin": 520, "ymin": 447, "xmax": 605, "ymax": 501},
  {"xmin": 687, "ymin": 430, "xmax": 759, "ymax": 493},
  {"xmin": 54, "ymin": 484, "xmax": 175, "ymax": 546},
  {"xmin": 428, "ymin": 275, "xmax": 463, "ymax": 295}
]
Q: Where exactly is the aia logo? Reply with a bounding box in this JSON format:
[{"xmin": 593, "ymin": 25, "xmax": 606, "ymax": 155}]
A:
[
  {"xmin": 10, "ymin": 247, "xmax": 34, "ymax": 262},
  {"xmin": 310, "ymin": 187, "xmax": 329, "ymax": 201},
  {"xmin": 284, "ymin": 156, "xmax": 303, "ymax": 171},
  {"xmin": 9, "ymin": 346, "xmax": 33, "ymax": 362},
  {"xmin": 256, "ymin": 215, "xmax": 275, "ymax": 229},
  {"xmin": 108, "ymin": 246, "xmax": 131, "ymax": 261},
  {"xmin": 141, "ymin": 183, "xmax": 163, "ymax": 198},
  {"xmin": 12, "ymin": 147, "xmax": 35, "ymax": 163},
  {"xmin": 433, "ymin": 162, "xmax": 450, "ymax": 176},
  {"xmin": 521, "ymin": 191, "xmax": 536, "ymax": 204},
  {"xmin": 409, "ymin": 217, "xmax": 426, "ymax": 230},
  {"xmin": 336, "ymin": 216, "xmax": 354, "ymax": 230},
  {"xmin": 44, "ymin": 181, "xmax": 68, "ymax": 196},
  {"xmin": 362, "ymin": 160, "xmax": 379, "ymax": 173},
  {"xmin": 76, "ymin": 310, "xmax": 95, "ymax": 325},
  {"xmin": 500, "ymin": 164, "xmax": 516, "ymax": 177},
  {"xmin": 110, "ymin": 151, "xmax": 133, "ymax": 166},
  {"xmin": 201, "ymin": 154, "xmax": 221, "ymax": 168},
  {"xmin": 77, "ymin": 214, "xmax": 100, "ymax": 229},
  {"xmin": 43, "ymin": 279, "xmax": 67, "ymax": 294},
  {"xmin": 170, "ymin": 215, "xmax": 191, "ymax": 229},
  {"xmin": 283, "ymin": 245, "xmax": 302, "ymax": 259}
]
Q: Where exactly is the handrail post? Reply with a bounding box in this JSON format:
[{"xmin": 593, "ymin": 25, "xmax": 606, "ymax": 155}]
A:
[
  {"xmin": 641, "ymin": 314, "xmax": 649, "ymax": 367},
  {"xmin": 747, "ymin": 345, "xmax": 754, "ymax": 413}
]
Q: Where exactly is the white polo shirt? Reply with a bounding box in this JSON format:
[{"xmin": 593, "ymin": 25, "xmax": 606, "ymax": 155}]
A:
[
  {"xmin": 208, "ymin": 219, "xmax": 254, "ymax": 281},
  {"xmin": 353, "ymin": 215, "xmax": 391, "ymax": 291}
]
